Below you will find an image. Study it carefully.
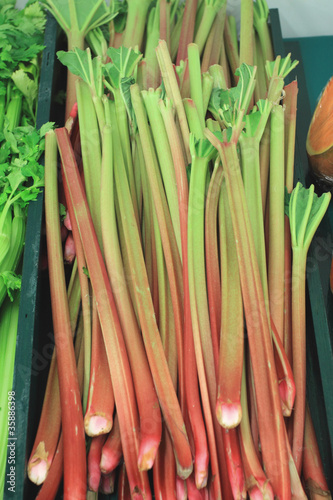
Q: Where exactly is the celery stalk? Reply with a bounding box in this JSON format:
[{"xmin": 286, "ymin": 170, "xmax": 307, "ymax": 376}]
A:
[{"xmin": 0, "ymin": 293, "xmax": 20, "ymax": 499}]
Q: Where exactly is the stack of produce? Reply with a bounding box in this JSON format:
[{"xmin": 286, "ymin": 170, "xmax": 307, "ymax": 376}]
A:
[
  {"xmin": 0, "ymin": 1, "xmax": 51, "ymax": 497},
  {"xmin": 20, "ymin": 0, "xmax": 333, "ymax": 498}
]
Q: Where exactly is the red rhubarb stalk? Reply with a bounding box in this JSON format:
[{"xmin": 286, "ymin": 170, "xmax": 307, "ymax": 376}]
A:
[
  {"xmin": 100, "ymin": 413, "xmax": 123, "ymax": 474},
  {"xmin": 84, "ymin": 299, "xmax": 114, "ymax": 437},
  {"xmin": 87, "ymin": 435, "xmax": 107, "ymax": 492},
  {"xmin": 205, "ymin": 128, "xmax": 291, "ymax": 499},
  {"xmin": 56, "ymin": 127, "xmax": 151, "ymax": 498},
  {"xmin": 159, "ymin": 97, "xmax": 209, "ymax": 489},
  {"xmin": 44, "ymin": 130, "xmax": 86, "ymax": 499}
]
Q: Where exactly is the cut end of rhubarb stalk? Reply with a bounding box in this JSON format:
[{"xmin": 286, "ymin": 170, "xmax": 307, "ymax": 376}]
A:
[
  {"xmin": 27, "ymin": 442, "xmax": 50, "ymax": 485},
  {"xmin": 100, "ymin": 447, "xmax": 123, "ymax": 474},
  {"xmin": 194, "ymin": 460, "xmax": 208, "ymax": 490},
  {"xmin": 84, "ymin": 414, "xmax": 112, "ymax": 437},
  {"xmin": 306, "ymin": 76, "xmax": 333, "ymax": 186},
  {"xmin": 248, "ymin": 480, "xmax": 274, "ymax": 500},
  {"xmin": 28, "ymin": 459, "xmax": 49, "ymax": 486},
  {"xmin": 216, "ymin": 400, "xmax": 242, "ymax": 429},
  {"xmin": 279, "ymin": 378, "xmax": 295, "ymax": 417},
  {"xmin": 137, "ymin": 437, "xmax": 160, "ymax": 471}
]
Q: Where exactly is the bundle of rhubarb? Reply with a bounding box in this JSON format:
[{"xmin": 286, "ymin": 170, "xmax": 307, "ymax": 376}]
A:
[
  {"xmin": 0, "ymin": 0, "xmax": 49, "ymax": 496},
  {"xmin": 27, "ymin": 0, "xmax": 332, "ymax": 498}
]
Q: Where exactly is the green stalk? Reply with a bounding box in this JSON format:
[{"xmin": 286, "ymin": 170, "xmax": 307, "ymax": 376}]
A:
[
  {"xmin": 0, "ymin": 205, "xmax": 25, "ymax": 307},
  {"xmin": 159, "ymin": 100, "xmax": 210, "ymax": 489},
  {"xmin": 284, "ymin": 80, "xmax": 298, "ymax": 193},
  {"xmin": 254, "ymin": 33, "xmax": 268, "ymax": 101},
  {"xmin": 187, "ymin": 140, "xmax": 223, "ymax": 499},
  {"xmin": 183, "ymin": 98, "xmax": 205, "ymax": 138},
  {"xmin": 131, "ymin": 84, "xmax": 187, "ymax": 415},
  {"xmin": 117, "ymin": 93, "xmax": 140, "ymax": 225},
  {"xmin": 188, "ymin": 43, "xmax": 205, "ymax": 131},
  {"xmin": 217, "ymin": 178, "xmax": 244, "ymax": 428},
  {"xmin": 170, "ymin": 4, "xmax": 185, "ymax": 62},
  {"xmin": 0, "ymin": 293, "xmax": 20, "ymax": 500},
  {"xmin": 286, "ymin": 183, "xmax": 331, "ymax": 474},
  {"xmin": 268, "ymin": 105, "xmax": 285, "ymax": 341},
  {"xmin": 144, "ymin": 5, "xmax": 160, "ymax": 89},
  {"xmin": 240, "ymin": 0, "xmax": 254, "ymax": 67},
  {"xmin": 142, "ymin": 89, "xmax": 182, "ymax": 254},
  {"xmin": 253, "ymin": 0, "xmax": 274, "ymax": 65},
  {"xmin": 0, "ymin": 94, "xmax": 5, "ymax": 130},
  {"xmin": 101, "ymin": 121, "xmax": 163, "ymax": 469},
  {"xmin": 122, "ymin": 0, "xmax": 151, "ymax": 50},
  {"xmin": 208, "ymin": 64, "xmax": 227, "ymax": 90},
  {"xmin": 156, "ymin": 40, "xmax": 191, "ymax": 164},
  {"xmin": 108, "ymin": 91, "xmax": 193, "ymax": 477},
  {"xmin": 205, "ymin": 156, "xmax": 222, "ymax": 362},
  {"xmin": 201, "ymin": 5, "xmax": 226, "ymax": 72},
  {"xmin": 194, "ymin": 0, "xmax": 226, "ymax": 56},
  {"xmin": 228, "ymin": 15, "xmax": 238, "ymax": 51},
  {"xmin": 5, "ymin": 92, "xmax": 22, "ymax": 131},
  {"xmin": 223, "ymin": 16, "xmax": 240, "ymax": 85},
  {"xmin": 202, "ymin": 72, "xmax": 214, "ymax": 118},
  {"xmin": 75, "ymin": 79, "xmax": 103, "ymax": 247},
  {"xmin": 159, "ymin": 0, "xmax": 171, "ymax": 52}
]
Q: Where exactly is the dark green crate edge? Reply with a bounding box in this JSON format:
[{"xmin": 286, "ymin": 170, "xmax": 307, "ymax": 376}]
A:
[{"xmin": 3, "ymin": 13, "xmax": 58, "ymax": 500}]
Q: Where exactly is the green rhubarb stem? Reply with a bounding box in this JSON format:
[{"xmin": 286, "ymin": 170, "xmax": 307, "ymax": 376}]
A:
[
  {"xmin": 183, "ymin": 98, "xmax": 205, "ymax": 138},
  {"xmin": 254, "ymin": 33, "xmax": 268, "ymax": 101},
  {"xmin": 253, "ymin": 0, "xmax": 274, "ymax": 65},
  {"xmin": 75, "ymin": 79, "xmax": 103, "ymax": 248},
  {"xmin": 224, "ymin": 15, "xmax": 240, "ymax": 85},
  {"xmin": 201, "ymin": 5, "xmax": 226, "ymax": 72},
  {"xmin": 122, "ymin": 0, "xmax": 151, "ymax": 50},
  {"xmin": 56, "ymin": 127, "xmax": 152, "ymax": 497},
  {"xmin": 65, "ymin": 31, "xmax": 85, "ymax": 120},
  {"xmin": 217, "ymin": 178, "xmax": 244, "ymax": 429},
  {"xmin": 205, "ymin": 130, "xmax": 291, "ymax": 499},
  {"xmin": 240, "ymin": 0, "xmax": 253, "ymax": 67},
  {"xmin": 187, "ymin": 148, "xmax": 224, "ymax": 500},
  {"xmin": 144, "ymin": 5, "xmax": 161, "ymax": 90},
  {"xmin": 188, "ymin": 43, "xmax": 205, "ymax": 131},
  {"xmin": 45, "ymin": 130, "xmax": 86, "ymax": 499},
  {"xmin": 205, "ymin": 157, "xmax": 222, "ymax": 362},
  {"xmin": 113, "ymin": 88, "xmax": 140, "ymax": 229},
  {"xmin": 194, "ymin": 0, "xmax": 226, "ymax": 56},
  {"xmin": 284, "ymin": 80, "xmax": 298, "ymax": 193},
  {"xmin": 101, "ymin": 121, "xmax": 163, "ymax": 470},
  {"xmin": 159, "ymin": 0, "xmax": 171, "ymax": 51},
  {"xmin": 176, "ymin": 0, "xmax": 199, "ymax": 65},
  {"xmin": 239, "ymin": 135, "xmax": 268, "ymax": 301},
  {"xmin": 107, "ymin": 95, "xmax": 193, "ymax": 477},
  {"xmin": 156, "ymin": 40, "xmax": 191, "ymax": 164},
  {"xmin": 158, "ymin": 99, "xmax": 209, "ymax": 489},
  {"xmin": 268, "ymin": 104, "xmax": 285, "ymax": 341},
  {"xmin": 141, "ymin": 89, "xmax": 182, "ymax": 254},
  {"xmin": 131, "ymin": 84, "xmax": 188, "ymax": 417}
]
